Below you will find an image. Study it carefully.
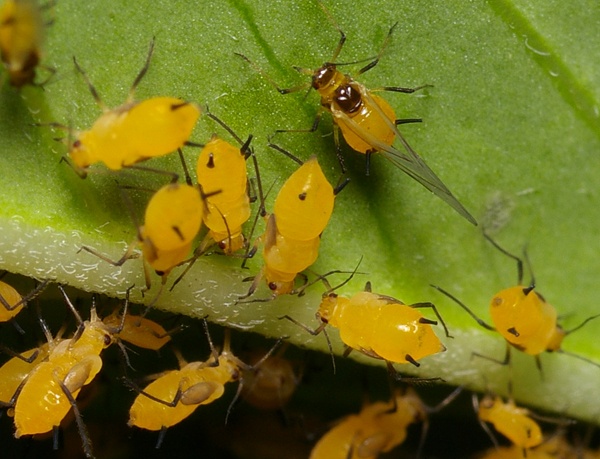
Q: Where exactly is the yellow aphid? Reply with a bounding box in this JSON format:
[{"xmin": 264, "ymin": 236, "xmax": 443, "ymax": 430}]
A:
[
  {"xmin": 317, "ymin": 289, "xmax": 447, "ymax": 365},
  {"xmin": 0, "ymin": 0, "xmax": 46, "ymax": 87},
  {"xmin": 310, "ymin": 389, "xmax": 427, "ymax": 459},
  {"xmin": 64, "ymin": 39, "xmax": 200, "ymax": 176},
  {"xmin": 490, "ymin": 286, "xmax": 564, "ymax": 355},
  {"xmin": 80, "ymin": 181, "xmax": 206, "ymax": 292},
  {"xmin": 102, "ymin": 312, "xmax": 171, "ymax": 351},
  {"xmin": 14, "ymin": 286, "xmax": 126, "ymax": 458},
  {"xmin": 240, "ymin": 348, "xmax": 298, "ymax": 411},
  {"xmin": 476, "ymin": 395, "xmax": 543, "ymax": 453},
  {"xmin": 196, "ymin": 133, "xmax": 251, "ymax": 254},
  {"xmin": 433, "ymin": 234, "xmax": 600, "ymax": 370},
  {"xmin": 258, "ymin": 156, "xmax": 334, "ymax": 296},
  {"xmin": 70, "ymin": 97, "xmax": 200, "ymax": 172},
  {"xmin": 128, "ymin": 324, "xmax": 281, "ymax": 447}
]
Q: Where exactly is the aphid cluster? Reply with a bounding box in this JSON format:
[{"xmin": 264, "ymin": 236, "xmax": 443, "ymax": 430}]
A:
[{"xmin": 1, "ymin": 0, "xmax": 599, "ymax": 458}]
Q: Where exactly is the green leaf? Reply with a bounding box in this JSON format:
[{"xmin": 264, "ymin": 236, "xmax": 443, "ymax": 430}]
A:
[{"xmin": 1, "ymin": 0, "xmax": 600, "ymax": 434}]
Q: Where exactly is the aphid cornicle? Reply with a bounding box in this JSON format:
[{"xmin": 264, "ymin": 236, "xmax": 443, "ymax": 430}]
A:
[
  {"xmin": 61, "ymin": 38, "xmax": 200, "ymax": 176},
  {"xmin": 432, "ymin": 234, "xmax": 600, "ymax": 372},
  {"xmin": 0, "ymin": 0, "xmax": 48, "ymax": 87},
  {"xmin": 237, "ymin": 1, "xmax": 476, "ymax": 226},
  {"xmin": 283, "ymin": 282, "xmax": 450, "ymax": 374}
]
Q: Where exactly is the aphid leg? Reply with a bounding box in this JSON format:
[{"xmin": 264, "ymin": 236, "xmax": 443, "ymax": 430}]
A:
[
  {"xmin": 0, "ymin": 344, "xmax": 40, "ymax": 363},
  {"xmin": 473, "ymin": 342, "xmax": 512, "ymax": 366},
  {"xmin": 386, "ymin": 361, "xmax": 444, "ymax": 384},
  {"xmin": 411, "ymin": 302, "xmax": 453, "ymax": 338},
  {"xmin": 431, "ymin": 284, "xmax": 496, "ymax": 331},
  {"xmin": 59, "ymin": 155, "xmax": 88, "ymax": 178},
  {"xmin": 33, "ymin": 64, "xmax": 57, "ymax": 87},
  {"xmin": 128, "ymin": 37, "xmax": 155, "ymax": 102},
  {"xmin": 267, "ymin": 140, "xmax": 303, "ymax": 165},
  {"xmin": 224, "ymin": 338, "xmax": 286, "ymax": 424},
  {"xmin": 78, "ymin": 240, "xmax": 140, "ymax": 267},
  {"xmin": 0, "ymin": 278, "xmax": 51, "ymax": 312},
  {"xmin": 472, "ymin": 393, "xmax": 501, "ymax": 450},
  {"xmin": 156, "ymin": 426, "xmax": 168, "ymax": 449},
  {"xmin": 124, "ymin": 163, "xmax": 180, "ymax": 183},
  {"xmin": 332, "ymin": 123, "xmax": 347, "ymax": 173},
  {"xmin": 55, "ymin": 377, "xmax": 94, "ymax": 458}
]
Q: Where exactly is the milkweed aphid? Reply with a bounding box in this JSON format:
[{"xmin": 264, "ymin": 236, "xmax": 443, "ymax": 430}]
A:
[
  {"xmin": 237, "ymin": 2, "xmax": 476, "ymax": 225},
  {"xmin": 102, "ymin": 311, "xmax": 174, "ymax": 351},
  {"xmin": 80, "ymin": 162, "xmax": 209, "ymax": 295},
  {"xmin": 127, "ymin": 320, "xmax": 282, "ymax": 448},
  {"xmin": 0, "ymin": 0, "xmax": 52, "ymax": 87},
  {"xmin": 432, "ymin": 234, "xmax": 600, "ymax": 373},
  {"xmin": 283, "ymin": 281, "xmax": 450, "ymax": 377},
  {"xmin": 243, "ymin": 155, "xmax": 341, "ymax": 298},
  {"xmin": 54, "ymin": 38, "xmax": 200, "ymax": 177},
  {"xmin": 240, "ymin": 346, "xmax": 299, "ymax": 411},
  {"xmin": 13, "ymin": 286, "xmax": 129, "ymax": 458},
  {"xmin": 0, "ymin": 278, "xmax": 48, "ymax": 323},
  {"xmin": 310, "ymin": 386, "xmax": 461, "ymax": 459},
  {"xmin": 196, "ymin": 112, "xmax": 256, "ymax": 255},
  {"xmin": 475, "ymin": 394, "xmax": 543, "ymax": 456}
]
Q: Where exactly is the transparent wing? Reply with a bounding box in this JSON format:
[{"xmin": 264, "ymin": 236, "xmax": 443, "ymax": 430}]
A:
[{"xmin": 331, "ymin": 85, "xmax": 477, "ymax": 225}]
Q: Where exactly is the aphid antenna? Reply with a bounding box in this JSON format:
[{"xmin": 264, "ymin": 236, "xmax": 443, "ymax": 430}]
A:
[
  {"xmin": 563, "ymin": 312, "xmax": 600, "ymax": 336},
  {"xmin": 234, "ymin": 52, "xmax": 309, "ymax": 95},
  {"xmin": 73, "ymin": 55, "xmax": 107, "ymax": 112},
  {"xmin": 319, "ymin": 256, "xmax": 365, "ymax": 295},
  {"xmin": 315, "ymin": 0, "xmax": 346, "ymax": 62},
  {"xmin": 58, "ymin": 284, "xmax": 84, "ymax": 327},
  {"xmin": 430, "ymin": 284, "xmax": 496, "ymax": 332},
  {"xmin": 127, "ymin": 37, "xmax": 155, "ymax": 103},
  {"xmin": 201, "ymin": 318, "xmax": 220, "ymax": 364}
]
